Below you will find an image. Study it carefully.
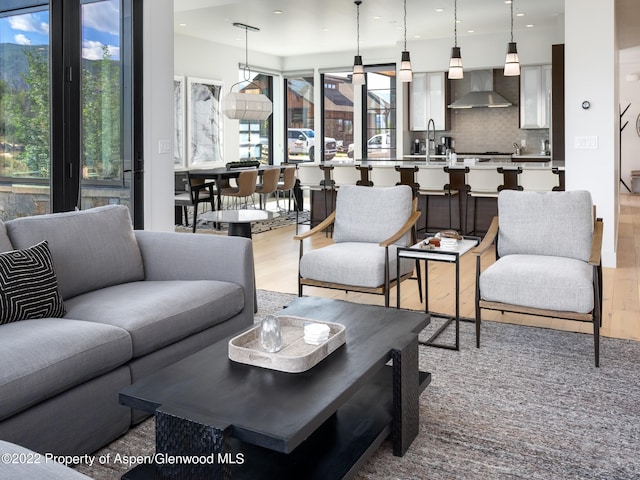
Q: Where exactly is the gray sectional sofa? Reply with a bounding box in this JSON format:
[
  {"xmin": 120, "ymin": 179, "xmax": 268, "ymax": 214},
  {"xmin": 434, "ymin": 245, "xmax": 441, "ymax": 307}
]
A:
[{"xmin": 0, "ymin": 205, "xmax": 255, "ymax": 457}]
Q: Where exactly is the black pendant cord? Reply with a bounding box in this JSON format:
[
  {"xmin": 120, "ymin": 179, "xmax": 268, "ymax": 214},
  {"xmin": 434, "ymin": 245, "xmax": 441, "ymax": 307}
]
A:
[{"xmin": 454, "ymin": 0, "xmax": 458, "ymax": 47}]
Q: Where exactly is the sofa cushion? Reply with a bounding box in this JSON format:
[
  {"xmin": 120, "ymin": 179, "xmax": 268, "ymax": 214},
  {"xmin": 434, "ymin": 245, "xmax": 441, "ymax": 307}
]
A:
[
  {"xmin": 479, "ymin": 254, "xmax": 594, "ymax": 314},
  {"xmin": 0, "ymin": 318, "xmax": 131, "ymax": 421},
  {"xmin": 0, "ymin": 440, "xmax": 93, "ymax": 479},
  {"xmin": 0, "ymin": 241, "xmax": 66, "ymax": 325},
  {"xmin": 497, "ymin": 190, "xmax": 594, "ymax": 262},
  {"xmin": 299, "ymin": 242, "xmax": 414, "ymax": 288},
  {"xmin": 63, "ymin": 280, "xmax": 245, "ymax": 357},
  {"xmin": 0, "ymin": 221, "xmax": 13, "ymax": 253},
  {"xmin": 5, "ymin": 205, "xmax": 144, "ymax": 300},
  {"xmin": 333, "ymin": 185, "xmax": 413, "ymax": 245}
]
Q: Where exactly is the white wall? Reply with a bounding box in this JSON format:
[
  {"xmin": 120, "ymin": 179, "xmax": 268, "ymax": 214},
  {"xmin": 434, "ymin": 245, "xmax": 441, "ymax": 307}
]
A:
[
  {"xmin": 565, "ymin": 0, "xmax": 618, "ymax": 267},
  {"xmin": 143, "ymin": 0, "xmax": 174, "ymax": 231},
  {"xmin": 174, "ymin": 34, "xmax": 283, "ymax": 168},
  {"xmin": 619, "ymin": 46, "xmax": 640, "ymax": 188}
]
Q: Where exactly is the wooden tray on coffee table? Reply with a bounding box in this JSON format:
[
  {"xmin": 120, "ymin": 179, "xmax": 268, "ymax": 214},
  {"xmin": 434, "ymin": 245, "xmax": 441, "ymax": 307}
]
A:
[{"xmin": 228, "ymin": 315, "xmax": 346, "ymax": 373}]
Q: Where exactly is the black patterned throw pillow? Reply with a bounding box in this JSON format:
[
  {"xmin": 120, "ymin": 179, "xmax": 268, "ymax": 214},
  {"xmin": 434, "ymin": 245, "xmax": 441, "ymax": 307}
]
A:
[{"xmin": 0, "ymin": 240, "xmax": 66, "ymax": 324}]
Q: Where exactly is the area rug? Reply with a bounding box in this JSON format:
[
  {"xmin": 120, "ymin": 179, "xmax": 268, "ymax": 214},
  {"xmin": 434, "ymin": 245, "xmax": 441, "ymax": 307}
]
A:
[
  {"xmin": 175, "ymin": 209, "xmax": 309, "ymax": 235},
  {"xmin": 75, "ymin": 290, "xmax": 640, "ymax": 480}
]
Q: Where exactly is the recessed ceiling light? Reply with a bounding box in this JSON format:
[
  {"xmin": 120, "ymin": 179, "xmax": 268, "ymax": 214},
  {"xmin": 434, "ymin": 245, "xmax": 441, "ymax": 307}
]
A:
[
  {"xmin": 467, "ymin": 30, "xmax": 475, "ymax": 33},
  {"xmin": 526, "ymin": 24, "xmax": 534, "ymax": 28},
  {"xmin": 178, "ymin": 23, "xmax": 187, "ymax": 27},
  {"xmin": 413, "ymin": 35, "xmax": 421, "ymax": 39},
  {"xmin": 372, "ymin": 16, "xmax": 382, "ymax": 20},
  {"xmin": 322, "ymin": 27, "xmax": 329, "ymax": 31},
  {"xmin": 273, "ymin": 10, "xmax": 283, "ymax": 15},
  {"xmin": 517, "ymin": 13, "xmax": 525, "ymax": 17},
  {"xmin": 435, "ymin": 8, "xmax": 444, "ymax": 12}
]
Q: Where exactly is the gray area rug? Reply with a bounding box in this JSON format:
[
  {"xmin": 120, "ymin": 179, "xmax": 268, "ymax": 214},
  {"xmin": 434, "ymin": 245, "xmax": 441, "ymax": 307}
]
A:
[{"xmin": 75, "ymin": 290, "xmax": 640, "ymax": 480}]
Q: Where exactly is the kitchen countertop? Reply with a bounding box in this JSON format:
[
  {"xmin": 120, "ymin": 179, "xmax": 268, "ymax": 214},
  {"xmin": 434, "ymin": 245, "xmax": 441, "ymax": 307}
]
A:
[{"xmin": 323, "ymin": 159, "xmax": 565, "ymax": 170}]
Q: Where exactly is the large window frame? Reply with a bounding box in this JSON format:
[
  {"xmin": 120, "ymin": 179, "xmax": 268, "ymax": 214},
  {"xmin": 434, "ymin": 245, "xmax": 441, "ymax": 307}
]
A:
[
  {"xmin": 361, "ymin": 64, "xmax": 397, "ymax": 160},
  {"xmin": 0, "ymin": 0, "xmax": 143, "ymax": 225}
]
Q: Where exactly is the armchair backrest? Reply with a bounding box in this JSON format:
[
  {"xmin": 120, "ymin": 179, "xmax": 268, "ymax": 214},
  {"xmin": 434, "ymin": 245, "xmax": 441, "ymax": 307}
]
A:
[
  {"xmin": 497, "ymin": 190, "xmax": 594, "ymax": 262},
  {"xmin": 333, "ymin": 185, "xmax": 413, "ymax": 245}
]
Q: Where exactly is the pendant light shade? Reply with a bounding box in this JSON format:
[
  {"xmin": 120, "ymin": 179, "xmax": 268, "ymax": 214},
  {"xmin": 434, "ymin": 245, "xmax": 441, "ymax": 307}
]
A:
[
  {"xmin": 398, "ymin": 0, "xmax": 412, "ymax": 83},
  {"xmin": 504, "ymin": 1, "xmax": 521, "ymax": 76},
  {"xmin": 448, "ymin": 0, "xmax": 463, "ymax": 79},
  {"xmin": 222, "ymin": 23, "xmax": 273, "ymax": 120},
  {"xmin": 352, "ymin": 1, "xmax": 365, "ymax": 85}
]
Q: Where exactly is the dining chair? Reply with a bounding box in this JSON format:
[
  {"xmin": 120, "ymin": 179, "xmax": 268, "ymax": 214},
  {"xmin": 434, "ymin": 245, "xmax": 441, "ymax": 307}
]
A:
[
  {"xmin": 174, "ymin": 171, "xmax": 216, "ymax": 232},
  {"xmin": 276, "ymin": 165, "xmax": 298, "ymax": 212},
  {"xmin": 220, "ymin": 169, "xmax": 258, "ymax": 209},
  {"xmin": 254, "ymin": 167, "xmax": 280, "ymax": 209}
]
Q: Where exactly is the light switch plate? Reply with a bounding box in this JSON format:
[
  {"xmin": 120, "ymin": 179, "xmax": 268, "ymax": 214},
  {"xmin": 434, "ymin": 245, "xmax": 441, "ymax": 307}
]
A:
[
  {"xmin": 574, "ymin": 136, "xmax": 598, "ymax": 150},
  {"xmin": 158, "ymin": 139, "xmax": 171, "ymax": 154}
]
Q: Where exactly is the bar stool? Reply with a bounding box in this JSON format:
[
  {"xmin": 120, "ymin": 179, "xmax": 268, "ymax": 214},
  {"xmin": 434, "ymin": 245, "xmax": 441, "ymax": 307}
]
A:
[
  {"xmin": 332, "ymin": 164, "xmax": 361, "ymax": 188},
  {"xmin": 415, "ymin": 167, "xmax": 459, "ymax": 233},
  {"xmin": 296, "ymin": 164, "xmax": 327, "ymax": 233},
  {"xmin": 444, "ymin": 166, "xmax": 470, "ymax": 234},
  {"xmin": 519, "ymin": 168, "xmax": 559, "ymax": 191},
  {"xmin": 467, "ymin": 168, "xmax": 502, "ymax": 235},
  {"xmin": 552, "ymin": 167, "xmax": 565, "ymax": 191},
  {"xmin": 395, "ymin": 165, "xmax": 420, "ymax": 197},
  {"xmin": 369, "ymin": 166, "xmax": 400, "ymax": 187},
  {"xmin": 497, "ymin": 166, "xmax": 523, "ymax": 191},
  {"xmin": 356, "ymin": 165, "xmax": 373, "ymax": 186}
]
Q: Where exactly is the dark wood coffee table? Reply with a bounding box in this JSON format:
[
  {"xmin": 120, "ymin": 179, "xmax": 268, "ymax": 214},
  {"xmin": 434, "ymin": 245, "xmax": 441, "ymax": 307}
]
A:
[{"xmin": 119, "ymin": 296, "xmax": 430, "ymax": 480}]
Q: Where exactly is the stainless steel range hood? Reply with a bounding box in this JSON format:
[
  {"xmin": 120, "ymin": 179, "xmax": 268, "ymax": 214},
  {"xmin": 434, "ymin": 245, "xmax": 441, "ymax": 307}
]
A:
[{"xmin": 448, "ymin": 69, "xmax": 512, "ymax": 109}]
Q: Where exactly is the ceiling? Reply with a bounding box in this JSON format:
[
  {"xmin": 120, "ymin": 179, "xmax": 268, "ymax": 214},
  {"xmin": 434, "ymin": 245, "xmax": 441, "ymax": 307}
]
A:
[{"xmin": 174, "ymin": 0, "xmax": 640, "ymax": 58}]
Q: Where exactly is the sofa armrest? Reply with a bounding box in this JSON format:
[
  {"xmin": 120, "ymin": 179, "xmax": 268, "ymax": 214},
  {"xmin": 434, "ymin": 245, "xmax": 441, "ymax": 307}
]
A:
[{"xmin": 134, "ymin": 231, "xmax": 255, "ymax": 311}]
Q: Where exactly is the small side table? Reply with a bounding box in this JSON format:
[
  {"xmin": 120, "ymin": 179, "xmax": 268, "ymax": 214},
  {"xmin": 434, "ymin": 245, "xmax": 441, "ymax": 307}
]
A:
[
  {"xmin": 199, "ymin": 209, "xmax": 279, "ymax": 238},
  {"xmin": 396, "ymin": 235, "xmax": 479, "ymax": 350}
]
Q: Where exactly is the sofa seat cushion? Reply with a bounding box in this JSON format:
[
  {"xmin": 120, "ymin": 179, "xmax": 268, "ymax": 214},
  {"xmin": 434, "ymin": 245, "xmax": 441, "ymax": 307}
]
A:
[
  {"xmin": 0, "ymin": 440, "xmax": 93, "ymax": 479},
  {"xmin": 479, "ymin": 254, "xmax": 594, "ymax": 314},
  {"xmin": 63, "ymin": 280, "xmax": 245, "ymax": 358},
  {"xmin": 0, "ymin": 318, "xmax": 131, "ymax": 421},
  {"xmin": 299, "ymin": 242, "xmax": 414, "ymax": 288}
]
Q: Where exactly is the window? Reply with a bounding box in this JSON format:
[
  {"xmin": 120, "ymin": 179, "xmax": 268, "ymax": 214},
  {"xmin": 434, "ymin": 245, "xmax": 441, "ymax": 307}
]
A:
[
  {"xmin": 321, "ymin": 72, "xmax": 354, "ymax": 160},
  {"xmin": 238, "ymin": 71, "xmax": 272, "ymax": 164},
  {"xmin": 285, "ymin": 75, "xmax": 314, "ymax": 162},
  {"xmin": 0, "ymin": 0, "xmax": 142, "ymax": 223},
  {"xmin": 364, "ymin": 66, "xmax": 396, "ymax": 160}
]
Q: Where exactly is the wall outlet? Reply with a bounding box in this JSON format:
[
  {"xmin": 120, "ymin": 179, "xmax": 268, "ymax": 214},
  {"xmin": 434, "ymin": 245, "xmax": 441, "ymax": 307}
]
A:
[{"xmin": 520, "ymin": 139, "xmax": 526, "ymax": 147}]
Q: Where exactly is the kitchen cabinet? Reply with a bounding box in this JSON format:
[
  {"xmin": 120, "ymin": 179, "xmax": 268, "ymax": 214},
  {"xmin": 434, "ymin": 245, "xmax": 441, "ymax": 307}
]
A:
[
  {"xmin": 520, "ymin": 65, "xmax": 552, "ymax": 129},
  {"xmin": 410, "ymin": 72, "xmax": 449, "ymax": 131}
]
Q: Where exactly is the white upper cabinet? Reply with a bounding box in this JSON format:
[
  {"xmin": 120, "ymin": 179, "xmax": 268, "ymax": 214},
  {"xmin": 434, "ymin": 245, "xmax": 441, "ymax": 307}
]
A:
[
  {"xmin": 520, "ymin": 65, "xmax": 552, "ymax": 129},
  {"xmin": 410, "ymin": 72, "xmax": 447, "ymax": 131}
]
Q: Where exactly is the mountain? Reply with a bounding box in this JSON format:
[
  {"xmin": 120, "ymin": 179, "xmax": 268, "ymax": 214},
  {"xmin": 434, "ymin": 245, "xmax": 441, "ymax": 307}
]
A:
[{"xmin": 0, "ymin": 43, "xmax": 46, "ymax": 90}]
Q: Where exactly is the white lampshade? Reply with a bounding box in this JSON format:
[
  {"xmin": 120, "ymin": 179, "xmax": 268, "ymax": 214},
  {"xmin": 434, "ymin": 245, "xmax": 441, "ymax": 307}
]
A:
[
  {"xmin": 448, "ymin": 47, "xmax": 464, "ymax": 79},
  {"xmin": 352, "ymin": 55, "xmax": 365, "ymax": 85},
  {"xmin": 504, "ymin": 42, "xmax": 521, "ymax": 76},
  {"xmin": 222, "ymin": 92, "xmax": 273, "ymax": 120},
  {"xmin": 399, "ymin": 51, "xmax": 413, "ymax": 83}
]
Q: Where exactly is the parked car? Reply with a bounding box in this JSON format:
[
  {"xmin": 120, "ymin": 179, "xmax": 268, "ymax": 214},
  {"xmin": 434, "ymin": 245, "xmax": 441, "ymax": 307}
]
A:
[
  {"xmin": 347, "ymin": 133, "xmax": 393, "ymax": 159},
  {"xmin": 287, "ymin": 128, "xmax": 337, "ymax": 161}
]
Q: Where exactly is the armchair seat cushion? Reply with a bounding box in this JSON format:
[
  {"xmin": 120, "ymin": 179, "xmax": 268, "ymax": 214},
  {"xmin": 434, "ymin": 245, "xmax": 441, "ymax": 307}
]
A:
[
  {"xmin": 299, "ymin": 242, "xmax": 414, "ymax": 288},
  {"xmin": 479, "ymin": 254, "xmax": 594, "ymax": 314},
  {"xmin": 64, "ymin": 280, "xmax": 244, "ymax": 357}
]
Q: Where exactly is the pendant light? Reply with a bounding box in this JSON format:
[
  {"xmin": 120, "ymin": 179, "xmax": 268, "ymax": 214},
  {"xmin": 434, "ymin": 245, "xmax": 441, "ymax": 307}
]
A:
[
  {"xmin": 448, "ymin": 0, "xmax": 463, "ymax": 79},
  {"xmin": 352, "ymin": 1, "xmax": 365, "ymax": 86},
  {"xmin": 398, "ymin": 0, "xmax": 413, "ymax": 83},
  {"xmin": 504, "ymin": 0, "xmax": 521, "ymax": 76},
  {"xmin": 222, "ymin": 23, "xmax": 273, "ymax": 121}
]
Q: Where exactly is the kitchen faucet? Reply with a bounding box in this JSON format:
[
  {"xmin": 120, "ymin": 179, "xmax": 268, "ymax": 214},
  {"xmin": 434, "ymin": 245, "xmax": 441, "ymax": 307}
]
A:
[{"xmin": 426, "ymin": 118, "xmax": 435, "ymax": 162}]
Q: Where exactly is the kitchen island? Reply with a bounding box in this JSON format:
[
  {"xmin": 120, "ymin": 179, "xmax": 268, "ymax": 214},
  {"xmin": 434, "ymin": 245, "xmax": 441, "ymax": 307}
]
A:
[{"xmin": 299, "ymin": 159, "xmax": 564, "ymax": 234}]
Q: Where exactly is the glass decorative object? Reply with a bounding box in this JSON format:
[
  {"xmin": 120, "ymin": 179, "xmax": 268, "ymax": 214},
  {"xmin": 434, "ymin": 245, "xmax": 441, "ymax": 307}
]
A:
[{"xmin": 259, "ymin": 314, "xmax": 283, "ymax": 353}]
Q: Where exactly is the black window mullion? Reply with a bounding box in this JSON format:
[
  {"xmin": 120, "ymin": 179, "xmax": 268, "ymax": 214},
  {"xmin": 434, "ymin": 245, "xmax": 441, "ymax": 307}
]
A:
[{"xmin": 50, "ymin": 0, "xmax": 81, "ymax": 213}]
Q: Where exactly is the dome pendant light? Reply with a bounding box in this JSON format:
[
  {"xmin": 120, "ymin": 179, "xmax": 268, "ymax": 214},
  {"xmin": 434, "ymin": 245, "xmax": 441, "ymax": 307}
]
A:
[
  {"xmin": 398, "ymin": 0, "xmax": 413, "ymax": 83},
  {"xmin": 504, "ymin": 0, "xmax": 521, "ymax": 76},
  {"xmin": 448, "ymin": 0, "xmax": 463, "ymax": 80},
  {"xmin": 352, "ymin": 1, "xmax": 365, "ymax": 86},
  {"xmin": 222, "ymin": 23, "xmax": 273, "ymax": 121}
]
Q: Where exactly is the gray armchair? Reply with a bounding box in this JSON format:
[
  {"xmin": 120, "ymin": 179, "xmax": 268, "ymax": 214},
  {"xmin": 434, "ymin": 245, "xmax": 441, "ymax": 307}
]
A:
[
  {"xmin": 473, "ymin": 190, "xmax": 604, "ymax": 366},
  {"xmin": 293, "ymin": 185, "xmax": 421, "ymax": 307}
]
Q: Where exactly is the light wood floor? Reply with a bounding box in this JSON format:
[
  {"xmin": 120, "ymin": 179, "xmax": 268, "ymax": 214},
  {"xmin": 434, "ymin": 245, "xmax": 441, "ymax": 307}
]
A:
[{"xmin": 252, "ymin": 193, "xmax": 640, "ymax": 342}]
